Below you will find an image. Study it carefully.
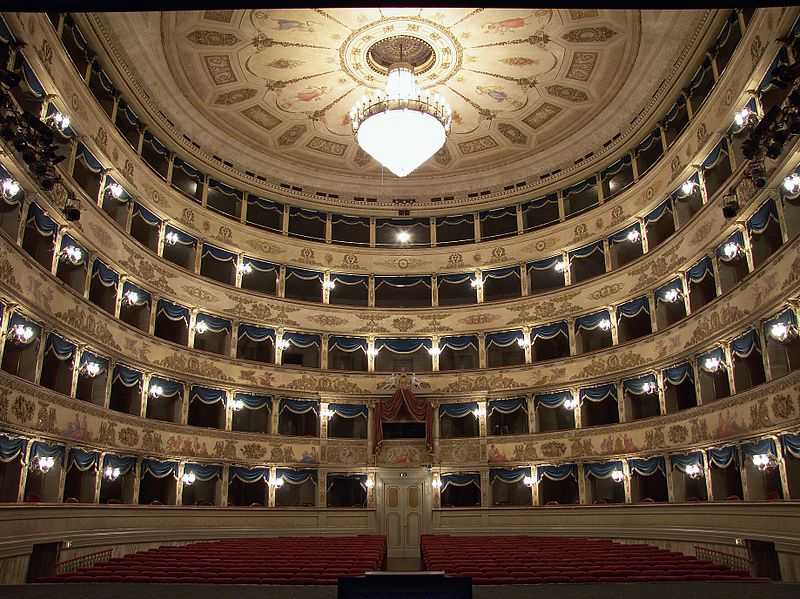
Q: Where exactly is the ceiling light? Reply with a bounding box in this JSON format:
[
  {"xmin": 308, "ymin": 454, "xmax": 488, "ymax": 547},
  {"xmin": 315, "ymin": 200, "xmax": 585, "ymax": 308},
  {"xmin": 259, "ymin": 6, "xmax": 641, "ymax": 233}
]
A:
[
  {"xmin": 626, "ymin": 229, "xmax": 640, "ymax": 243},
  {"xmin": 164, "ymin": 231, "xmax": 179, "ymax": 245},
  {"xmin": 104, "ymin": 466, "xmax": 121, "ymax": 481},
  {"xmin": 1, "ymin": 177, "xmax": 21, "ymax": 199},
  {"xmin": 351, "ymin": 63, "xmax": 451, "ymax": 177},
  {"xmin": 681, "ymin": 180, "xmax": 696, "ymax": 195},
  {"xmin": 783, "ymin": 173, "xmax": 800, "ymax": 194},
  {"xmin": 611, "ymin": 470, "xmax": 624, "ymax": 483},
  {"xmin": 396, "ymin": 230, "xmax": 411, "ymax": 244}
]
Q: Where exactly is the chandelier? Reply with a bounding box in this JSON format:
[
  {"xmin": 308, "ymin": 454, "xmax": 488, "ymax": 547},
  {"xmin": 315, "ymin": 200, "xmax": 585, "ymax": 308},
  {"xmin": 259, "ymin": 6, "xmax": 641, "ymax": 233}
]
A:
[{"xmin": 350, "ymin": 37, "xmax": 451, "ymax": 177}]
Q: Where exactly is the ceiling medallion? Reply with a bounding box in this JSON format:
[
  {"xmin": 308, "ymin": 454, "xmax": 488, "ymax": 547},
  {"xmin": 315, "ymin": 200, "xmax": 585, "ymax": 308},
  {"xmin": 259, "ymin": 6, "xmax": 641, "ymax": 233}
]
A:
[{"xmin": 351, "ymin": 35, "xmax": 452, "ymax": 177}]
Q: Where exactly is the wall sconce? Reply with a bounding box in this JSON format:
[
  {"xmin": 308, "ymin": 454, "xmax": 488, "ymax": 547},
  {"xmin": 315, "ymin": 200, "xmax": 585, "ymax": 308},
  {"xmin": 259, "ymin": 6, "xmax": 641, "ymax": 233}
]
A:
[
  {"xmin": 320, "ymin": 407, "xmax": 334, "ymax": 420},
  {"xmin": 182, "ymin": 471, "xmax": 196, "ymax": 486},
  {"xmin": 431, "ymin": 478, "xmax": 442, "ymax": 489},
  {"xmin": 11, "ymin": 323, "xmax": 35, "ymax": 344},
  {"xmin": 769, "ymin": 321, "xmax": 796, "ymax": 342},
  {"xmin": 662, "ymin": 288, "xmax": 681, "ymax": 303},
  {"xmin": 427, "ymin": 347, "xmax": 441, "ymax": 357},
  {"xmin": 105, "ymin": 182, "xmax": 124, "ymax": 200},
  {"xmin": 322, "ymin": 279, "xmax": 336, "ymax": 291},
  {"xmin": 563, "ymin": 397, "xmax": 579, "ymax": 411},
  {"xmin": 365, "ymin": 478, "xmax": 375, "ymax": 490},
  {"xmin": 237, "ymin": 261, "xmax": 253, "ymax": 275},
  {"xmin": 268, "ymin": 475, "xmax": 285, "ymax": 488},
  {"xmin": 148, "ymin": 384, "xmax": 164, "ymax": 398},
  {"xmin": 722, "ymin": 242, "xmax": 741, "ymax": 261},
  {"xmin": 194, "ymin": 320, "xmax": 209, "ymax": 335},
  {"xmin": 626, "ymin": 229, "xmax": 640, "ymax": 243},
  {"xmin": 783, "ymin": 173, "xmax": 800, "ymax": 194},
  {"xmin": 703, "ymin": 356, "xmax": 724, "ymax": 372},
  {"xmin": 367, "ymin": 347, "xmax": 380, "ymax": 358},
  {"xmin": 470, "ymin": 276, "xmax": 483, "ymax": 289},
  {"xmin": 396, "ymin": 230, "xmax": 411, "ymax": 244},
  {"xmin": 31, "ymin": 456, "xmax": 55, "ymax": 473},
  {"xmin": 81, "ymin": 361, "xmax": 101, "ymax": 378},
  {"xmin": 641, "ymin": 381, "xmax": 657, "ymax": 394},
  {"xmin": 230, "ymin": 398, "xmax": 244, "ymax": 412},
  {"xmin": 681, "ymin": 180, "xmax": 696, "ymax": 195},
  {"xmin": 516, "ymin": 337, "xmax": 530, "ymax": 349},
  {"xmin": 277, "ymin": 338, "xmax": 290, "ymax": 350},
  {"xmin": 751, "ymin": 454, "xmax": 776, "ymax": 471},
  {"xmin": 123, "ymin": 289, "xmax": 140, "ymax": 306},
  {"xmin": 598, "ymin": 318, "xmax": 612, "ymax": 331},
  {"xmin": 611, "ymin": 470, "xmax": 624, "ymax": 483},
  {"xmin": 104, "ymin": 466, "xmax": 121, "ymax": 481},
  {"xmin": 472, "ymin": 405, "xmax": 486, "ymax": 418},
  {"xmin": 164, "ymin": 231, "xmax": 179, "ymax": 245},
  {"xmin": 554, "ymin": 260, "xmax": 566, "ymax": 273},
  {"xmin": 60, "ymin": 245, "xmax": 84, "ymax": 265},
  {"xmin": 47, "ymin": 111, "xmax": 70, "ymax": 131},
  {"xmin": 1, "ymin": 177, "xmax": 21, "ymax": 200}
]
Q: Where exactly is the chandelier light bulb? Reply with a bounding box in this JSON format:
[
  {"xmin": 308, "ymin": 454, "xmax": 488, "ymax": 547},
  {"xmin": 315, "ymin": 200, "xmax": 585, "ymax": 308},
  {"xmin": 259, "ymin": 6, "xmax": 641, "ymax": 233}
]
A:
[
  {"xmin": 752, "ymin": 454, "xmax": 775, "ymax": 471},
  {"xmin": 554, "ymin": 260, "xmax": 566, "ymax": 273},
  {"xmin": 182, "ymin": 471, "xmax": 196, "ymax": 486},
  {"xmin": 231, "ymin": 398, "xmax": 244, "ymax": 412},
  {"xmin": 396, "ymin": 230, "xmax": 411, "ymax": 244},
  {"xmin": 685, "ymin": 463, "xmax": 703, "ymax": 479},
  {"xmin": 470, "ymin": 277, "xmax": 483, "ymax": 289},
  {"xmin": 598, "ymin": 318, "xmax": 612, "ymax": 331},
  {"xmin": 663, "ymin": 288, "xmax": 680, "ymax": 303},
  {"xmin": 62, "ymin": 245, "xmax": 83, "ymax": 265},
  {"xmin": 367, "ymin": 347, "xmax": 379, "ymax": 358},
  {"xmin": 770, "ymin": 321, "xmax": 791, "ymax": 341},
  {"xmin": 277, "ymin": 338, "xmax": 290, "ymax": 350},
  {"xmin": 194, "ymin": 320, "xmax": 209, "ymax": 334},
  {"xmin": 472, "ymin": 405, "xmax": 486, "ymax": 418},
  {"xmin": 564, "ymin": 397, "xmax": 579, "ymax": 411},
  {"xmin": 681, "ymin": 180, "xmax": 696, "ymax": 196},
  {"xmin": 320, "ymin": 407, "xmax": 334, "ymax": 420},
  {"xmin": 104, "ymin": 466, "xmax": 121, "ymax": 481},
  {"xmin": 107, "ymin": 183, "xmax": 124, "ymax": 199},
  {"xmin": 123, "ymin": 290, "xmax": 140, "ymax": 305},
  {"xmin": 269, "ymin": 475, "xmax": 285, "ymax": 488},
  {"xmin": 611, "ymin": 469, "xmax": 624, "ymax": 483},
  {"xmin": 165, "ymin": 231, "xmax": 179, "ymax": 245},
  {"xmin": 703, "ymin": 356, "xmax": 722, "ymax": 372},
  {"xmin": 149, "ymin": 384, "xmax": 163, "ymax": 398},
  {"xmin": 33, "ymin": 456, "xmax": 56, "ymax": 473},
  {"xmin": 431, "ymin": 478, "xmax": 442, "ymax": 489},
  {"xmin": 722, "ymin": 242, "xmax": 740, "ymax": 260},
  {"xmin": 626, "ymin": 229, "xmax": 640, "ymax": 243},
  {"xmin": 83, "ymin": 361, "xmax": 101, "ymax": 378},
  {"xmin": 516, "ymin": 337, "xmax": 530, "ymax": 349},
  {"xmin": 323, "ymin": 279, "xmax": 336, "ymax": 291},
  {"xmin": 12, "ymin": 323, "xmax": 35, "ymax": 344},
  {"xmin": 427, "ymin": 346, "xmax": 441, "ymax": 357},
  {"xmin": 1, "ymin": 177, "xmax": 21, "ymax": 198},
  {"xmin": 784, "ymin": 174, "xmax": 800, "ymax": 194},
  {"xmin": 237, "ymin": 261, "xmax": 253, "ymax": 275},
  {"xmin": 523, "ymin": 475, "xmax": 535, "ymax": 488},
  {"xmin": 734, "ymin": 107, "xmax": 752, "ymax": 127},
  {"xmin": 642, "ymin": 381, "xmax": 656, "ymax": 394},
  {"xmin": 365, "ymin": 478, "xmax": 375, "ymax": 489},
  {"xmin": 52, "ymin": 111, "xmax": 70, "ymax": 131}
]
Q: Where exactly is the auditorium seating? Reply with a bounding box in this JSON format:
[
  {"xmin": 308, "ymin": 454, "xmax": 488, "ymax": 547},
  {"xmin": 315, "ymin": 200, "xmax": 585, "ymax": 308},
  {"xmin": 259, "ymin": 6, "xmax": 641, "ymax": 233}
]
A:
[
  {"xmin": 421, "ymin": 535, "xmax": 767, "ymax": 584},
  {"xmin": 38, "ymin": 536, "xmax": 386, "ymax": 585}
]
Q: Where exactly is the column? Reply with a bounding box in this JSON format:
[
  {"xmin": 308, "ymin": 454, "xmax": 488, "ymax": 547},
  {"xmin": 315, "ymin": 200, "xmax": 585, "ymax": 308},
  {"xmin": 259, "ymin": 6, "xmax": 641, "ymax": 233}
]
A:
[
  {"xmin": 16, "ymin": 443, "xmax": 32, "ymax": 502},
  {"xmin": 531, "ymin": 465, "xmax": 541, "ymax": 506},
  {"xmin": 229, "ymin": 319, "xmax": 239, "ymax": 359},
  {"xmin": 16, "ymin": 199, "xmax": 28, "ymax": 245},
  {"xmin": 224, "ymin": 391, "xmax": 234, "ymax": 431},
  {"xmin": 658, "ymin": 125, "xmax": 669, "ymax": 154},
  {"xmin": 577, "ymin": 464, "xmax": 588, "ymax": 505},
  {"xmin": 367, "ymin": 404, "xmax": 375, "ymax": 461},
  {"xmin": 478, "ymin": 333, "xmax": 486, "ymax": 369},
  {"xmin": 664, "ymin": 455, "xmax": 676, "ymax": 503},
  {"xmin": 369, "ymin": 217, "xmax": 376, "ymax": 247},
  {"xmin": 179, "ymin": 385, "xmax": 189, "ymax": 425},
  {"xmin": 522, "ymin": 327, "xmax": 532, "ymax": 364},
  {"xmin": 479, "ymin": 470, "xmax": 489, "ymax": 507},
  {"xmin": 165, "ymin": 154, "xmax": 175, "ymax": 185},
  {"xmin": 609, "ymin": 308, "xmax": 619, "ymax": 346},
  {"xmin": 367, "ymin": 338, "xmax": 376, "ymax": 373},
  {"xmin": 188, "ymin": 309, "xmax": 198, "ymax": 349},
  {"xmin": 281, "ymin": 205, "xmax": 290, "ymax": 235},
  {"xmin": 708, "ymin": 50, "xmax": 720, "ymax": 82},
  {"xmin": 368, "ymin": 275, "xmax": 375, "ymax": 307},
  {"xmin": 758, "ymin": 328, "xmax": 773, "ymax": 383},
  {"xmin": 56, "ymin": 445, "xmax": 68, "ymax": 503},
  {"xmin": 140, "ymin": 374, "xmax": 151, "ymax": 418},
  {"xmin": 774, "ymin": 435, "xmax": 792, "ymax": 501},
  {"xmin": 431, "ymin": 336, "xmax": 440, "ymax": 372},
  {"xmin": 318, "ymin": 470, "xmax": 326, "ymax": 508},
  {"xmin": 431, "ymin": 275, "xmax": 439, "ymax": 307},
  {"xmin": 703, "ymin": 452, "xmax": 714, "ymax": 502},
  {"xmin": 710, "ymin": 255, "xmax": 724, "ymax": 298},
  {"xmin": 321, "ymin": 334, "xmax": 329, "ymax": 370},
  {"xmin": 680, "ymin": 272, "xmax": 692, "ymax": 316},
  {"xmin": 526, "ymin": 395, "xmax": 536, "ymax": 435},
  {"xmin": 473, "ymin": 212, "xmax": 481, "ymax": 242},
  {"xmin": 556, "ymin": 191, "xmax": 565, "ymax": 222},
  {"xmin": 739, "ymin": 446, "xmax": 753, "ymax": 501},
  {"xmin": 519, "ymin": 264, "xmax": 529, "ymax": 296},
  {"xmin": 275, "ymin": 329, "xmax": 285, "ymax": 366},
  {"xmin": 132, "ymin": 457, "xmax": 143, "ymax": 505},
  {"xmin": 475, "ymin": 270, "xmax": 484, "ymax": 303},
  {"xmin": 103, "ymin": 359, "xmax": 113, "ymax": 410},
  {"xmin": 81, "ymin": 252, "xmax": 94, "ymax": 299},
  {"xmin": 648, "ymin": 294, "xmax": 658, "ymax": 333},
  {"xmin": 622, "ymin": 460, "xmax": 632, "ymax": 503},
  {"xmin": 324, "ymin": 214, "xmax": 332, "ymax": 244},
  {"xmin": 93, "ymin": 452, "xmax": 104, "ymax": 503},
  {"xmin": 278, "ymin": 266, "xmax": 286, "ymax": 298},
  {"xmin": 267, "ymin": 466, "xmax": 278, "ymax": 507},
  {"xmin": 693, "ymin": 360, "xmax": 704, "ymax": 407},
  {"xmin": 147, "ymin": 294, "xmax": 159, "ymax": 335},
  {"xmin": 630, "ymin": 150, "xmax": 640, "ymax": 182},
  {"xmin": 69, "ymin": 346, "xmax": 82, "ymax": 398},
  {"xmin": 193, "ymin": 243, "xmax": 203, "ymax": 274},
  {"xmin": 567, "ymin": 318, "xmax": 577, "ymax": 356},
  {"xmin": 271, "ymin": 404, "xmax": 280, "ymax": 437},
  {"xmin": 50, "ymin": 228, "xmax": 64, "ymax": 275},
  {"xmin": 430, "ymin": 217, "xmax": 437, "ymax": 247},
  {"xmin": 683, "ymin": 91, "xmax": 693, "ymax": 120},
  {"xmin": 176, "ymin": 463, "xmax": 186, "ymax": 506},
  {"xmin": 156, "ymin": 222, "xmax": 167, "ymax": 258},
  {"xmin": 573, "ymin": 388, "xmax": 582, "ymax": 429},
  {"xmin": 562, "ymin": 252, "xmax": 571, "ymax": 286},
  {"xmin": 240, "ymin": 192, "xmax": 249, "ymax": 225},
  {"xmin": 656, "ymin": 371, "xmax": 667, "ymax": 415},
  {"xmin": 515, "ymin": 204, "xmax": 524, "ymax": 235},
  {"xmin": 220, "ymin": 465, "xmax": 230, "ymax": 507},
  {"xmin": 477, "ymin": 400, "xmax": 487, "ymax": 437},
  {"xmin": 723, "ymin": 344, "xmax": 736, "ymax": 395},
  {"xmin": 773, "ymin": 193, "xmax": 790, "ymax": 244},
  {"xmin": 322, "ymin": 272, "xmax": 332, "ymax": 304},
  {"xmin": 0, "ymin": 305, "xmax": 12, "ymax": 371},
  {"xmin": 602, "ymin": 239, "xmax": 612, "ymax": 273},
  {"xmin": 33, "ymin": 326, "xmax": 48, "ymax": 385},
  {"xmin": 616, "ymin": 382, "xmax": 626, "ymax": 423}
]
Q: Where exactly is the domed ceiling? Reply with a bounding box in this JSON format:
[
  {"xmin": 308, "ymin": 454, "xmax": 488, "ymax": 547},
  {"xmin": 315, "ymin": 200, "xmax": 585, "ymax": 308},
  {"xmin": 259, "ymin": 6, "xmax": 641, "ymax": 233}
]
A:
[{"xmin": 88, "ymin": 8, "xmax": 714, "ymax": 202}]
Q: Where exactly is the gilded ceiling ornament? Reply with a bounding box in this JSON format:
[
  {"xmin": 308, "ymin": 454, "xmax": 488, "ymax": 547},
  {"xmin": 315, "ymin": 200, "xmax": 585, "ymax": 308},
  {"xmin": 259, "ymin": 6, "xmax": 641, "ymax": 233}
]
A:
[
  {"xmin": 268, "ymin": 58, "xmax": 305, "ymax": 69},
  {"xmin": 497, "ymin": 123, "xmax": 527, "ymax": 145},
  {"xmin": 204, "ymin": 10, "xmax": 233, "ymax": 23},
  {"xmin": 522, "ymin": 102, "xmax": 562, "ymax": 130},
  {"xmin": 499, "ymin": 56, "xmax": 539, "ymax": 67},
  {"xmin": 566, "ymin": 51, "xmax": 597, "ymax": 82},
  {"xmin": 546, "ymin": 84, "xmax": 588, "ymax": 103},
  {"xmin": 306, "ymin": 136, "xmax": 348, "ymax": 157},
  {"xmin": 186, "ymin": 30, "xmax": 239, "ymax": 46},
  {"xmin": 214, "ymin": 88, "xmax": 257, "ymax": 105},
  {"xmin": 277, "ymin": 124, "xmax": 307, "ymax": 146},
  {"xmin": 562, "ymin": 27, "xmax": 618, "ymax": 44},
  {"xmin": 569, "ymin": 9, "xmax": 599, "ymax": 20},
  {"xmin": 458, "ymin": 135, "xmax": 499, "ymax": 155}
]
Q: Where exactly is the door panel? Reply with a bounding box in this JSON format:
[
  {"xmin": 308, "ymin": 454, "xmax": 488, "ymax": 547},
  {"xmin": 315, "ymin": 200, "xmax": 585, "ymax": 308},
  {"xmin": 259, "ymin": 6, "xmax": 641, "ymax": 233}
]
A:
[{"xmin": 380, "ymin": 473, "xmax": 428, "ymax": 558}]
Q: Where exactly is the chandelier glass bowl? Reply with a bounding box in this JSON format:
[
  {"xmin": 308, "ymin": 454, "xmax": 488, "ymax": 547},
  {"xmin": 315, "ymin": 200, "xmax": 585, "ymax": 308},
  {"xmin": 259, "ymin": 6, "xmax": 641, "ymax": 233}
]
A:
[{"xmin": 351, "ymin": 62, "xmax": 451, "ymax": 177}]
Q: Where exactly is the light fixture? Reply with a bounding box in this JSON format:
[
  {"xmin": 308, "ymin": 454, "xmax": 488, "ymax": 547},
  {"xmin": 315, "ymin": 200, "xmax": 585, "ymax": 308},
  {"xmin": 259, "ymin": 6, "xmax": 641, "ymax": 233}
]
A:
[
  {"xmin": 237, "ymin": 261, "xmax": 253, "ymax": 275},
  {"xmin": 611, "ymin": 469, "xmax": 624, "ymax": 483},
  {"xmin": 367, "ymin": 347, "xmax": 380, "ymax": 358},
  {"xmin": 396, "ymin": 230, "xmax": 411, "ymax": 244},
  {"xmin": 104, "ymin": 466, "xmax": 121, "ymax": 481},
  {"xmin": 470, "ymin": 276, "xmax": 483, "ymax": 289},
  {"xmin": 123, "ymin": 289, "xmax": 140, "ymax": 305},
  {"xmin": 106, "ymin": 182, "xmax": 124, "ymax": 199},
  {"xmin": 598, "ymin": 318, "xmax": 612, "ymax": 331},
  {"xmin": 1, "ymin": 177, "xmax": 21, "ymax": 199},
  {"xmin": 48, "ymin": 111, "xmax": 70, "ymax": 131},
  {"xmin": 320, "ymin": 407, "xmax": 334, "ymax": 420},
  {"xmin": 365, "ymin": 478, "xmax": 375, "ymax": 490},
  {"xmin": 61, "ymin": 245, "xmax": 84, "ymax": 265},
  {"xmin": 734, "ymin": 106, "xmax": 753, "ymax": 128},
  {"xmin": 350, "ymin": 48, "xmax": 451, "ymax": 177},
  {"xmin": 182, "ymin": 471, "xmax": 196, "ymax": 486},
  {"xmin": 722, "ymin": 242, "xmax": 741, "ymax": 260},
  {"xmin": 554, "ymin": 260, "xmax": 566, "ymax": 273},
  {"xmin": 148, "ymin": 383, "xmax": 164, "ymax": 398},
  {"xmin": 784, "ymin": 173, "xmax": 800, "ymax": 194},
  {"xmin": 164, "ymin": 231, "xmax": 179, "ymax": 246},
  {"xmin": 626, "ymin": 229, "xmax": 640, "ymax": 243},
  {"xmin": 427, "ymin": 346, "xmax": 441, "ymax": 357},
  {"xmin": 11, "ymin": 323, "xmax": 35, "ymax": 344},
  {"xmin": 641, "ymin": 381, "xmax": 657, "ymax": 394},
  {"xmin": 277, "ymin": 338, "xmax": 290, "ymax": 351},
  {"xmin": 523, "ymin": 475, "xmax": 535, "ymax": 488},
  {"xmin": 230, "ymin": 398, "xmax": 245, "ymax": 412},
  {"xmin": 681, "ymin": 180, "xmax": 696, "ymax": 196},
  {"xmin": 32, "ymin": 456, "xmax": 55, "ymax": 473},
  {"xmin": 322, "ymin": 279, "xmax": 336, "ymax": 291},
  {"xmin": 703, "ymin": 356, "xmax": 723, "ymax": 372},
  {"xmin": 770, "ymin": 321, "xmax": 795, "ymax": 342},
  {"xmin": 268, "ymin": 475, "xmax": 285, "ymax": 488},
  {"xmin": 472, "ymin": 405, "xmax": 486, "ymax": 418},
  {"xmin": 684, "ymin": 463, "xmax": 703, "ymax": 479},
  {"xmin": 431, "ymin": 477, "xmax": 442, "ymax": 489},
  {"xmin": 751, "ymin": 453, "xmax": 776, "ymax": 471},
  {"xmin": 516, "ymin": 337, "xmax": 530, "ymax": 349},
  {"xmin": 563, "ymin": 397, "xmax": 579, "ymax": 411},
  {"xmin": 194, "ymin": 320, "xmax": 209, "ymax": 335},
  {"xmin": 82, "ymin": 361, "xmax": 101, "ymax": 378},
  {"xmin": 662, "ymin": 288, "xmax": 681, "ymax": 303}
]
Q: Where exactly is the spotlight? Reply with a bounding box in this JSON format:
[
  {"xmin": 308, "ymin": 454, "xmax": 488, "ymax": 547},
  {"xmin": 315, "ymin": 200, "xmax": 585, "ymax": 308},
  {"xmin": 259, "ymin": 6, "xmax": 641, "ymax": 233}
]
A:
[{"xmin": 722, "ymin": 193, "xmax": 739, "ymax": 219}]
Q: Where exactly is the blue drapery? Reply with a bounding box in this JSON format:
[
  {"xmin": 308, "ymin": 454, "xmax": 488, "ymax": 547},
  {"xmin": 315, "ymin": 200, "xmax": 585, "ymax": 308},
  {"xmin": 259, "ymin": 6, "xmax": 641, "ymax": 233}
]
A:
[
  {"xmin": 623, "ymin": 374, "xmax": 657, "ymax": 395},
  {"xmin": 663, "ymin": 362, "xmax": 693, "ymax": 386},
  {"xmin": 291, "ymin": 207, "xmax": 327, "ymax": 223},
  {"xmin": 765, "ymin": 308, "xmax": 797, "ymax": 332},
  {"xmin": 113, "ymin": 364, "xmax": 142, "ymax": 388},
  {"xmin": 617, "ymin": 296, "xmax": 650, "ymax": 320},
  {"xmin": 479, "ymin": 207, "xmax": 516, "ymax": 222},
  {"xmin": 234, "ymin": 393, "xmax": 271, "ymax": 411},
  {"xmin": 196, "ymin": 313, "xmax": 232, "ymax": 334},
  {"xmin": 672, "ymin": 173, "xmax": 699, "ymax": 201},
  {"xmin": 92, "ymin": 260, "xmax": 118, "ymax": 288},
  {"xmin": 142, "ymin": 459, "xmax": 178, "ymax": 479},
  {"xmin": 698, "ymin": 347, "xmax": 725, "ymax": 372},
  {"xmin": 782, "ymin": 434, "xmax": 800, "ymax": 460},
  {"xmin": 329, "ymin": 336, "xmax": 367, "ymax": 353},
  {"xmin": 164, "ymin": 226, "xmax": 196, "ymax": 247},
  {"xmin": 759, "ymin": 47, "xmax": 790, "ymax": 94},
  {"xmin": 576, "ymin": 310, "xmax": 611, "ymax": 332},
  {"xmin": 157, "ymin": 299, "xmax": 189, "ymax": 324},
  {"xmin": 563, "ymin": 177, "xmax": 597, "ymax": 198},
  {"xmin": 663, "ymin": 95, "xmax": 687, "ymax": 126},
  {"xmin": 68, "ymin": 448, "xmax": 100, "ymax": 472},
  {"xmin": 488, "ymin": 398, "xmax": 527, "ymax": 415},
  {"xmin": 747, "ymin": 199, "xmax": 779, "ymax": 235},
  {"xmin": 248, "ymin": 195, "xmax": 284, "ymax": 214},
  {"xmin": 440, "ymin": 336, "xmax": 478, "ymax": 352},
  {"xmin": 80, "ymin": 351, "xmax": 108, "ymax": 375},
  {"xmin": 149, "ymin": 377, "xmax": 183, "ymax": 398},
  {"xmin": 331, "ymin": 273, "xmax": 369, "ymax": 288},
  {"xmin": 326, "ymin": 473, "xmax": 367, "ymax": 492},
  {"xmin": 374, "ymin": 338, "xmax": 431, "ymax": 354},
  {"xmin": 103, "ymin": 454, "xmax": 137, "ymax": 476},
  {"xmin": 286, "ymin": 267, "xmax": 323, "ymax": 282},
  {"xmin": 645, "ymin": 200, "xmax": 673, "ymax": 225},
  {"xmin": 523, "ymin": 194, "xmax": 558, "ymax": 212},
  {"xmin": 276, "ymin": 468, "xmax": 318, "ymax": 485},
  {"xmin": 60, "ymin": 235, "xmax": 86, "ymax": 266},
  {"xmin": 329, "ymin": 404, "xmax": 368, "ymax": 419},
  {"xmin": 741, "ymin": 438, "xmax": 776, "ymax": 458},
  {"xmin": 132, "ymin": 203, "xmax": 161, "ymax": 227},
  {"xmin": 377, "ymin": 218, "xmax": 429, "ymax": 232},
  {"xmin": 687, "ymin": 256, "xmax": 713, "ymax": 284},
  {"xmin": 202, "ymin": 244, "xmax": 236, "ymax": 263},
  {"xmin": 608, "ymin": 223, "xmax": 642, "ymax": 246},
  {"xmin": 441, "ymin": 473, "xmax": 480, "ymax": 491},
  {"xmin": 246, "ymin": 257, "xmax": 278, "ymax": 274},
  {"xmin": 601, "ymin": 155, "xmax": 632, "ymax": 181},
  {"xmin": 238, "ymin": 323, "xmax": 274, "ymax": 343},
  {"xmin": 45, "ymin": 333, "xmax": 75, "ymax": 361},
  {"xmin": 21, "ymin": 58, "xmax": 45, "ymax": 97},
  {"xmin": 535, "ymin": 390, "xmax": 573, "ymax": 409},
  {"xmin": 717, "ymin": 230, "xmax": 744, "ymax": 262},
  {"xmin": 579, "ymin": 384, "xmax": 616, "ymax": 403},
  {"xmin": 486, "ymin": 330, "xmax": 524, "ymax": 349},
  {"xmin": 143, "ymin": 132, "xmax": 168, "ymax": 156},
  {"xmin": 280, "ymin": 398, "xmax": 319, "ymax": 415},
  {"xmin": 185, "ymin": 463, "xmax": 222, "ymax": 481},
  {"xmin": 707, "ymin": 446, "xmax": 737, "ymax": 469},
  {"xmin": 629, "ymin": 456, "xmax": 665, "ymax": 476},
  {"xmin": 637, "ymin": 128, "xmax": 662, "ymax": 154},
  {"xmin": 230, "ymin": 466, "xmax": 268, "ymax": 483},
  {"xmin": 208, "ymin": 179, "xmax": 242, "ymax": 199},
  {"xmin": 702, "ymin": 138, "xmax": 729, "ymax": 170},
  {"xmin": 283, "ymin": 331, "xmax": 320, "ymax": 349},
  {"xmin": 332, "ymin": 214, "xmax": 369, "ymax": 227},
  {"xmin": 375, "ymin": 275, "xmax": 432, "ymax": 289},
  {"xmin": 537, "ymin": 464, "xmax": 577, "ymax": 482},
  {"xmin": 437, "ymin": 214, "xmax": 473, "ymax": 227},
  {"xmin": 527, "ymin": 255, "xmax": 563, "ymax": 272},
  {"xmin": 440, "ymin": 402, "xmax": 479, "ymax": 419},
  {"xmin": 569, "ymin": 241, "xmax": 604, "ymax": 261},
  {"xmin": 122, "ymin": 282, "xmax": 149, "ymax": 306},
  {"xmin": 172, "ymin": 158, "xmax": 203, "ymax": 182},
  {"xmin": 76, "ymin": 143, "xmax": 104, "ymax": 173},
  {"xmin": 118, "ymin": 103, "xmax": 141, "ymax": 128},
  {"xmin": 585, "ymin": 461, "xmax": 623, "ymax": 479},
  {"xmin": 483, "ymin": 266, "xmax": 521, "ymax": 281},
  {"xmin": 0, "ymin": 434, "xmax": 26, "ymax": 463},
  {"xmin": 190, "ymin": 386, "xmax": 226, "ymax": 405},
  {"xmin": 656, "ymin": 278, "xmax": 683, "ymax": 304},
  {"xmin": 0, "ymin": 15, "xmax": 14, "ymax": 43},
  {"xmin": 730, "ymin": 329, "xmax": 760, "ymax": 359},
  {"xmin": 8, "ymin": 313, "xmax": 40, "ymax": 344},
  {"xmin": 670, "ymin": 452, "xmax": 704, "ymax": 473},
  {"xmin": 27, "ymin": 203, "xmax": 58, "ymax": 237},
  {"xmin": 31, "ymin": 441, "xmax": 65, "ymax": 464},
  {"xmin": 532, "ymin": 321, "xmax": 568, "ymax": 341},
  {"xmin": 490, "ymin": 467, "xmax": 531, "ymax": 484},
  {"xmin": 437, "ymin": 273, "xmax": 473, "ymax": 286},
  {"xmin": 688, "ymin": 58, "xmax": 712, "ymax": 94}
]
